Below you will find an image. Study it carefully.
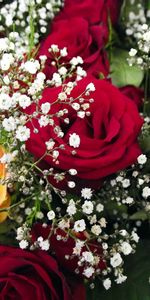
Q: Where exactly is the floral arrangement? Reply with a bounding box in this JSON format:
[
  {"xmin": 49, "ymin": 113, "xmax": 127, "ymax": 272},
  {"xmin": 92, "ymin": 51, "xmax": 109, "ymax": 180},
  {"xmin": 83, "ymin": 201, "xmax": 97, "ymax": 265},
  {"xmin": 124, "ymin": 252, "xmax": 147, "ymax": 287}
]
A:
[{"xmin": 0, "ymin": 0, "xmax": 150, "ymax": 299}]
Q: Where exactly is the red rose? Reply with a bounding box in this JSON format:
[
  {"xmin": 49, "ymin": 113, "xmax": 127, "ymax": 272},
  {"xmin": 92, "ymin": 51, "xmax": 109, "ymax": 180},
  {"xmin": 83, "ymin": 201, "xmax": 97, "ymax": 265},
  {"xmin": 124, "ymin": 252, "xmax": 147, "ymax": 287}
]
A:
[
  {"xmin": 55, "ymin": 0, "xmax": 122, "ymax": 25},
  {"xmin": 32, "ymin": 224, "xmax": 106, "ymax": 277},
  {"xmin": 120, "ymin": 85, "xmax": 144, "ymax": 109},
  {"xmin": 0, "ymin": 245, "xmax": 85, "ymax": 300},
  {"xmin": 39, "ymin": 17, "xmax": 109, "ymax": 78},
  {"xmin": 25, "ymin": 77, "xmax": 143, "ymax": 191}
]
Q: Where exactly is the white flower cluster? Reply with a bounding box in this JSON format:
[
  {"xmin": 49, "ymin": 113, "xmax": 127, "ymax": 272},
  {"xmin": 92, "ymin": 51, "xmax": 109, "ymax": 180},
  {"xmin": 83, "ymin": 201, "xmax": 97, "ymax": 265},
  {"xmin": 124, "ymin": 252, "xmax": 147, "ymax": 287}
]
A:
[
  {"xmin": 16, "ymin": 180, "xmax": 140, "ymax": 287},
  {"xmin": 0, "ymin": 0, "xmax": 64, "ymax": 47},
  {"xmin": 124, "ymin": 2, "xmax": 150, "ymax": 40},
  {"xmin": 97, "ymin": 148, "xmax": 150, "ymax": 232},
  {"xmin": 48, "ymin": 44, "xmax": 87, "ymax": 85},
  {"xmin": 0, "ymin": 41, "xmax": 47, "ymax": 142},
  {"xmin": 128, "ymin": 23, "xmax": 150, "ymax": 69},
  {"xmin": 0, "ymin": 41, "xmax": 90, "ymax": 151}
]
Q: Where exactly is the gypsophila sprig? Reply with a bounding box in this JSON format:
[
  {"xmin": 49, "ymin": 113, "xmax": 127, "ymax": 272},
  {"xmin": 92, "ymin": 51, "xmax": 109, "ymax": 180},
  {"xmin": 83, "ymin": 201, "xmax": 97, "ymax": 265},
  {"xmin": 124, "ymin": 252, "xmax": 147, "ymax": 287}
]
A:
[{"xmin": 0, "ymin": 0, "xmax": 64, "ymax": 48}]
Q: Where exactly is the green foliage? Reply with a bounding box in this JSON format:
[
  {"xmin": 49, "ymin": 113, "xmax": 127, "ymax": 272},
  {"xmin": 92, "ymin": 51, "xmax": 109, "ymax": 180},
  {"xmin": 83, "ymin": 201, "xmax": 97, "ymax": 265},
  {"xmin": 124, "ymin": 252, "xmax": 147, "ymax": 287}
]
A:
[
  {"xmin": 130, "ymin": 210, "xmax": 148, "ymax": 221},
  {"xmin": 140, "ymin": 136, "xmax": 150, "ymax": 153},
  {"xmin": 0, "ymin": 220, "xmax": 17, "ymax": 246},
  {"xmin": 110, "ymin": 49, "xmax": 144, "ymax": 87},
  {"xmin": 86, "ymin": 240, "xmax": 150, "ymax": 300}
]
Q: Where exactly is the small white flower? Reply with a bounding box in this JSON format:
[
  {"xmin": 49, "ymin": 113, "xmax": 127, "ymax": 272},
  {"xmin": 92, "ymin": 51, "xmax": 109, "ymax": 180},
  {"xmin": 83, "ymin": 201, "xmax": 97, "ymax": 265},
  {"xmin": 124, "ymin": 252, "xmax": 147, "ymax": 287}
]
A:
[
  {"xmin": 37, "ymin": 72, "xmax": 46, "ymax": 81},
  {"xmin": 45, "ymin": 139, "xmax": 55, "ymax": 150},
  {"xmin": 90, "ymin": 214, "xmax": 97, "ymax": 225},
  {"xmin": 72, "ymin": 102, "xmax": 80, "ymax": 111},
  {"xmin": 58, "ymin": 66, "xmax": 67, "ymax": 75},
  {"xmin": 82, "ymin": 200, "xmax": 93, "ymax": 214},
  {"xmin": 68, "ymin": 169, "xmax": 77, "ymax": 175},
  {"xmin": 82, "ymin": 251, "xmax": 94, "ymax": 264},
  {"xmin": 0, "ymin": 38, "xmax": 9, "ymax": 52},
  {"xmin": 76, "ymin": 66, "xmax": 86, "ymax": 77},
  {"xmin": 50, "ymin": 44, "xmax": 59, "ymax": 52},
  {"xmin": 137, "ymin": 154, "xmax": 147, "ymax": 165},
  {"xmin": 99, "ymin": 217, "xmax": 107, "ymax": 228},
  {"xmin": 68, "ymin": 181, "xmax": 76, "ymax": 188},
  {"xmin": 3, "ymin": 75, "xmax": 10, "ymax": 85},
  {"xmin": 142, "ymin": 186, "xmax": 150, "ymax": 199},
  {"xmin": 131, "ymin": 231, "xmax": 139, "ymax": 243},
  {"xmin": 91, "ymin": 224, "xmax": 102, "ymax": 236},
  {"xmin": 122, "ymin": 179, "xmax": 130, "ymax": 188},
  {"xmin": 110, "ymin": 253, "xmax": 122, "ymax": 268},
  {"xmin": 39, "ymin": 238, "xmax": 50, "ymax": 251},
  {"xmin": 129, "ymin": 48, "xmax": 137, "ymax": 57},
  {"xmin": 0, "ymin": 93, "xmax": 11, "ymax": 110},
  {"xmin": 16, "ymin": 227, "xmax": 24, "ymax": 241},
  {"xmin": 60, "ymin": 47, "xmax": 68, "ymax": 57},
  {"xmin": 74, "ymin": 219, "xmax": 86, "ymax": 232},
  {"xmin": 76, "ymin": 56, "xmax": 83, "ymax": 64},
  {"xmin": 86, "ymin": 83, "xmax": 95, "ymax": 92},
  {"xmin": 77, "ymin": 111, "xmax": 85, "ymax": 118},
  {"xmin": 124, "ymin": 196, "xmax": 134, "ymax": 204},
  {"xmin": 132, "ymin": 171, "xmax": 138, "ymax": 177},
  {"xmin": 138, "ymin": 178, "xmax": 144, "ymax": 185},
  {"xmin": 121, "ymin": 242, "xmax": 132, "ymax": 255},
  {"xmin": 115, "ymin": 274, "xmax": 127, "ymax": 284},
  {"xmin": 47, "ymin": 210, "xmax": 55, "ymax": 220},
  {"xmin": 69, "ymin": 133, "xmax": 80, "ymax": 148},
  {"xmin": 70, "ymin": 56, "xmax": 83, "ymax": 66},
  {"xmin": 19, "ymin": 240, "xmax": 29, "ymax": 249},
  {"xmin": 116, "ymin": 175, "xmax": 123, "ymax": 182},
  {"xmin": 41, "ymin": 102, "xmax": 51, "ymax": 114},
  {"xmin": 0, "ymin": 53, "xmax": 14, "ymax": 70},
  {"xmin": 25, "ymin": 208, "xmax": 32, "ymax": 215},
  {"xmin": 16, "ymin": 126, "xmax": 30, "ymax": 141},
  {"xmin": 0, "ymin": 153, "xmax": 12, "ymax": 164},
  {"xmin": 52, "ymin": 150, "xmax": 59, "ymax": 159},
  {"xmin": 67, "ymin": 199, "xmax": 76, "ymax": 216},
  {"xmin": 103, "ymin": 278, "xmax": 111, "ymax": 290},
  {"xmin": 2, "ymin": 116, "xmax": 16, "ymax": 131},
  {"xmin": 96, "ymin": 203, "xmax": 104, "ymax": 213},
  {"xmin": 39, "ymin": 55, "xmax": 47, "ymax": 61},
  {"xmin": 19, "ymin": 95, "xmax": 31, "ymax": 109},
  {"xmin": 81, "ymin": 188, "xmax": 93, "ymax": 200},
  {"xmin": 52, "ymin": 73, "xmax": 62, "ymax": 86},
  {"xmin": 83, "ymin": 266, "xmax": 95, "ymax": 278},
  {"xmin": 58, "ymin": 92, "xmax": 67, "ymax": 101},
  {"xmin": 73, "ymin": 240, "xmax": 84, "ymax": 255},
  {"xmin": 119, "ymin": 230, "xmax": 128, "ymax": 237},
  {"xmin": 5, "ymin": 14, "xmax": 13, "ymax": 26},
  {"xmin": 137, "ymin": 57, "xmax": 143, "ymax": 65},
  {"xmin": 58, "ymin": 219, "xmax": 70, "ymax": 230},
  {"xmin": 39, "ymin": 115, "xmax": 49, "ymax": 127},
  {"xmin": 23, "ymin": 60, "xmax": 40, "ymax": 74}
]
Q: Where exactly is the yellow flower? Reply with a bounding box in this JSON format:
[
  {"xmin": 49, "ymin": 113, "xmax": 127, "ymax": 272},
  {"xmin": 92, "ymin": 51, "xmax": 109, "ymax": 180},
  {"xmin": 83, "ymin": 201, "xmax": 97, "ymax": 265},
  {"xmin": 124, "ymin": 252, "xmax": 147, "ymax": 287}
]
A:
[{"xmin": 0, "ymin": 146, "xmax": 10, "ymax": 223}]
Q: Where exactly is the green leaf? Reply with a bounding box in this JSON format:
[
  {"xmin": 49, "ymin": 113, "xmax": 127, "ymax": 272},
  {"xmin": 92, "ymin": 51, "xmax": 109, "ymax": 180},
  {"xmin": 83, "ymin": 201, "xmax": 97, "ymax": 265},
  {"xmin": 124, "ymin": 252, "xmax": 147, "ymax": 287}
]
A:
[
  {"xmin": 130, "ymin": 210, "xmax": 148, "ymax": 221},
  {"xmin": 140, "ymin": 136, "xmax": 150, "ymax": 153},
  {"xmin": 86, "ymin": 240, "xmax": 150, "ymax": 300},
  {"xmin": 110, "ymin": 49, "xmax": 144, "ymax": 88},
  {"xmin": 0, "ymin": 220, "xmax": 15, "ymax": 234}
]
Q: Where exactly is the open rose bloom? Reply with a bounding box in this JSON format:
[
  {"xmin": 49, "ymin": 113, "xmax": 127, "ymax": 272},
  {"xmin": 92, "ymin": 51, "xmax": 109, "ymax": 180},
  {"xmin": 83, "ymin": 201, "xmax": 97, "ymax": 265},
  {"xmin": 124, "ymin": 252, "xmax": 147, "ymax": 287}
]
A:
[{"xmin": 25, "ymin": 77, "xmax": 143, "ymax": 191}]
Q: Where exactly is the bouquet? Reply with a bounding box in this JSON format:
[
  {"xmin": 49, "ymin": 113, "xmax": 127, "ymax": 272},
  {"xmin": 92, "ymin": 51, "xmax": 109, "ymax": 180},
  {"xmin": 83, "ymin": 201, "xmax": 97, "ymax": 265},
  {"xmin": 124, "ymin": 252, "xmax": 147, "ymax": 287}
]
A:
[{"xmin": 0, "ymin": 0, "xmax": 150, "ymax": 299}]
